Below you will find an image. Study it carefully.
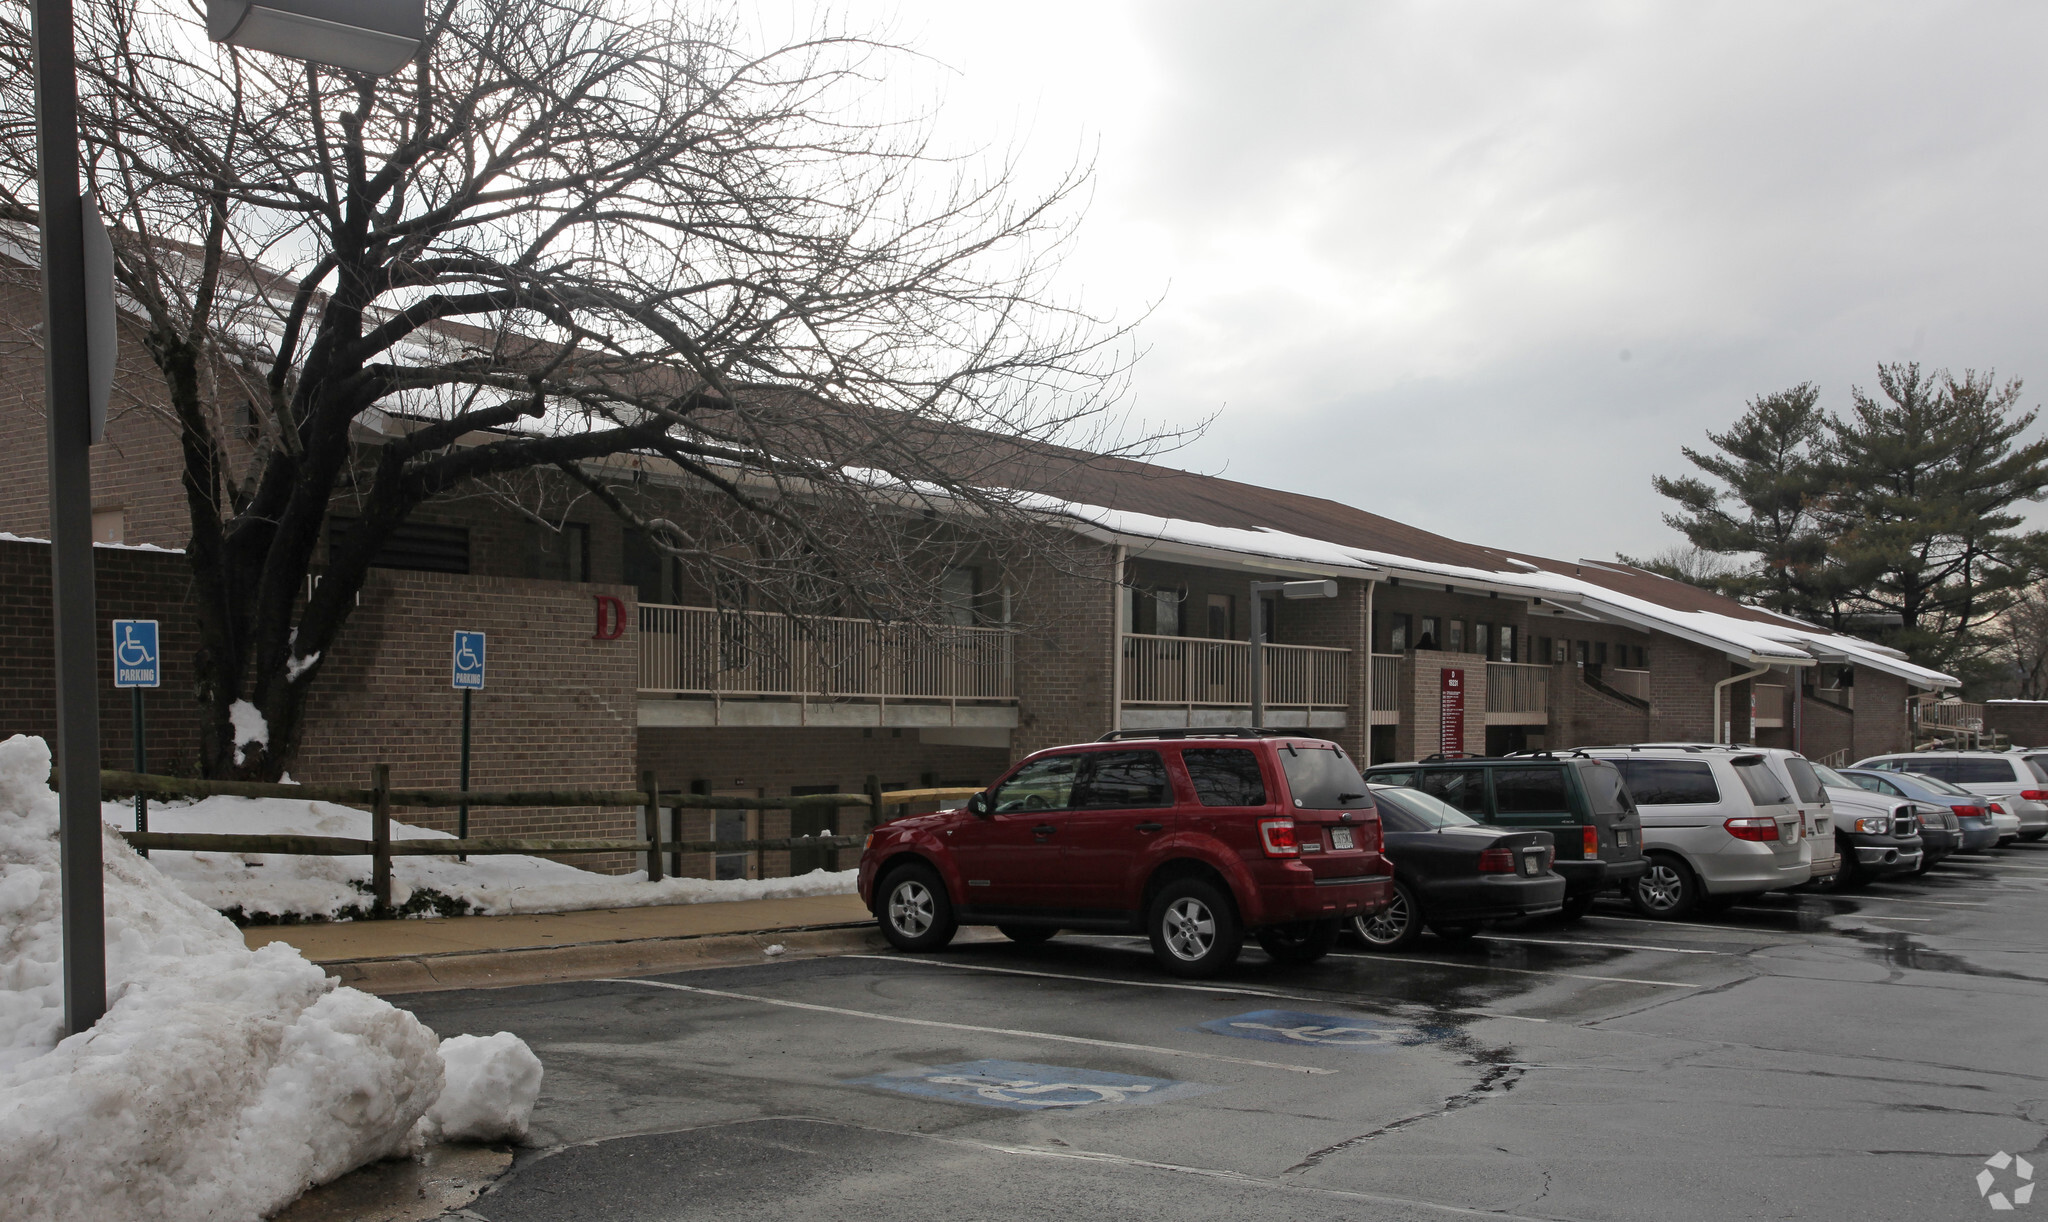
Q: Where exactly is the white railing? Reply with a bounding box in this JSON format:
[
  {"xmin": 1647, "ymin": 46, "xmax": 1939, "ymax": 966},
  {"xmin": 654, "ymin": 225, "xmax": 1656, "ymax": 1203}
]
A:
[
  {"xmin": 1916, "ymin": 700, "xmax": 1985, "ymax": 734},
  {"xmin": 1371, "ymin": 654, "xmax": 1403, "ymax": 712},
  {"xmin": 1122, "ymin": 634, "xmax": 1348, "ymax": 712},
  {"xmin": 1606, "ymin": 667, "xmax": 1651, "ymax": 702},
  {"xmin": 639, "ymin": 604, "xmax": 1014, "ymax": 701},
  {"xmin": 1488, "ymin": 662, "xmax": 1551, "ymax": 714}
]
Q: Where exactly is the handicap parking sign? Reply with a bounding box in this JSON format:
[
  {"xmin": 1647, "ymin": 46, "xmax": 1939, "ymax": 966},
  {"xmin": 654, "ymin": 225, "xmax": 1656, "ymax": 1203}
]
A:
[
  {"xmin": 1198, "ymin": 1009, "xmax": 1435, "ymax": 1050},
  {"xmin": 452, "ymin": 630, "xmax": 486, "ymax": 690},
  {"xmin": 847, "ymin": 1059, "xmax": 1215, "ymax": 1112},
  {"xmin": 112, "ymin": 619, "xmax": 160, "ymax": 688}
]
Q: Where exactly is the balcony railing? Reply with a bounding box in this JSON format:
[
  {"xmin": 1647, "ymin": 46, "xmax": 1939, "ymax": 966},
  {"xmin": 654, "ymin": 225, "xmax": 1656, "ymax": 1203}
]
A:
[
  {"xmin": 1487, "ymin": 662, "xmax": 1551, "ymax": 715},
  {"xmin": 1122, "ymin": 634, "xmax": 1348, "ymax": 712},
  {"xmin": 1371, "ymin": 654, "xmax": 1403, "ymax": 712},
  {"xmin": 639, "ymin": 604, "xmax": 1014, "ymax": 701},
  {"xmin": 1606, "ymin": 667, "xmax": 1651, "ymax": 702},
  {"xmin": 1916, "ymin": 699, "xmax": 1985, "ymax": 734}
]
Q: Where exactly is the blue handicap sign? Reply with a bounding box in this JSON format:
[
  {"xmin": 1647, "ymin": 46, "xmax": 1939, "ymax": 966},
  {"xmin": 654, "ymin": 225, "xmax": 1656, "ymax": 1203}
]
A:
[
  {"xmin": 112, "ymin": 619, "xmax": 160, "ymax": 688},
  {"xmin": 1197, "ymin": 1009, "xmax": 1435, "ymax": 1050},
  {"xmin": 847, "ymin": 1059, "xmax": 1215, "ymax": 1112},
  {"xmin": 451, "ymin": 630, "xmax": 486, "ymax": 690}
]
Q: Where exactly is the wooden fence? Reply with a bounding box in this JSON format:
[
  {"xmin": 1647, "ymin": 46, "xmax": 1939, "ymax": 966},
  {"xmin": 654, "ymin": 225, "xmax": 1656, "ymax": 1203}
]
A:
[{"xmin": 97, "ymin": 769, "xmax": 982, "ymax": 916}]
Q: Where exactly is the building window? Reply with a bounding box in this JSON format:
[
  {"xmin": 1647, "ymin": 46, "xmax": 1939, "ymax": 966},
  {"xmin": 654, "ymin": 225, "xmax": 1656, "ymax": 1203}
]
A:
[
  {"xmin": 1206, "ymin": 593, "xmax": 1234, "ymax": 640},
  {"xmin": 1385, "ymin": 613, "xmax": 1411, "ymax": 653},
  {"xmin": 1155, "ymin": 589, "xmax": 1182, "ymax": 636},
  {"xmin": 1447, "ymin": 621, "xmax": 1465, "ymax": 653},
  {"xmin": 1499, "ymin": 625, "xmax": 1515, "ymax": 663},
  {"xmin": 1475, "ymin": 622, "xmax": 1492, "ymax": 660},
  {"xmin": 940, "ymin": 565, "xmax": 980, "ymax": 626},
  {"xmin": 1259, "ymin": 595, "xmax": 1278, "ymax": 644},
  {"xmin": 1417, "ymin": 617, "xmax": 1440, "ymax": 651},
  {"xmin": 534, "ymin": 521, "xmax": 589, "ymax": 583},
  {"xmin": 1575, "ymin": 640, "xmax": 1590, "ymax": 665},
  {"xmin": 91, "ymin": 507, "xmax": 125, "ymax": 545},
  {"xmin": 1593, "ymin": 641, "xmax": 1608, "ymax": 666},
  {"xmin": 328, "ymin": 515, "xmax": 470, "ymax": 574}
]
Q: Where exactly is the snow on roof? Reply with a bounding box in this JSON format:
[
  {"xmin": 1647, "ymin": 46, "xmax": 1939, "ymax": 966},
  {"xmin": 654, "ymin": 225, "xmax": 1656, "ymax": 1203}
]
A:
[{"xmin": 0, "ymin": 531, "xmax": 185, "ymax": 554}]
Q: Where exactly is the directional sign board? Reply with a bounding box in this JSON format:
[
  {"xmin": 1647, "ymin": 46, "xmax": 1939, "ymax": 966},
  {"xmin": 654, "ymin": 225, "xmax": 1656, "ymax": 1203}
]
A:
[
  {"xmin": 112, "ymin": 620, "xmax": 160, "ymax": 688},
  {"xmin": 452, "ymin": 630, "xmax": 486, "ymax": 690},
  {"xmin": 847, "ymin": 1060, "xmax": 1214, "ymax": 1112}
]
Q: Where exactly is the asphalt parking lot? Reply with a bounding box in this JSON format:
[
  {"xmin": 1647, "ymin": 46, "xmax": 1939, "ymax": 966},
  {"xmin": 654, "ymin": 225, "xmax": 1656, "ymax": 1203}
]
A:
[{"xmin": 400, "ymin": 843, "xmax": 2048, "ymax": 1221}]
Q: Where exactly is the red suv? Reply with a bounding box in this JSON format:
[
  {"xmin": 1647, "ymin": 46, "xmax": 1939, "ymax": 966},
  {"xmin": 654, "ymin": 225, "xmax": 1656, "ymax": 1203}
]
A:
[{"xmin": 857, "ymin": 730, "xmax": 1394, "ymax": 977}]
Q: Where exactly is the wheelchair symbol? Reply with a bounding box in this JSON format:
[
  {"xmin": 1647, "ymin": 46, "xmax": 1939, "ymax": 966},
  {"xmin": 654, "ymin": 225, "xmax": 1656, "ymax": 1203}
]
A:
[
  {"xmin": 456, "ymin": 639, "xmax": 481, "ymax": 670},
  {"xmin": 116, "ymin": 624, "xmax": 154, "ymax": 667},
  {"xmin": 923, "ymin": 1074, "xmax": 1156, "ymax": 1108}
]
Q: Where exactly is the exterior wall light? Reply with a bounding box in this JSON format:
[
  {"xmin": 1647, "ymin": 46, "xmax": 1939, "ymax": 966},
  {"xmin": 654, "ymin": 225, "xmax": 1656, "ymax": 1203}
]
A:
[{"xmin": 207, "ymin": 0, "xmax": 424, "ymax": 75}]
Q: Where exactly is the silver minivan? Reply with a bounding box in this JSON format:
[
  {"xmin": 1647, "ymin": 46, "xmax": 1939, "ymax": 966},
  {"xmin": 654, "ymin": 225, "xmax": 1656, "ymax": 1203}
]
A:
[
  {"xmin": 1581, "ymin": 747, "xmax": 1810, "ymax": 917},
  {"xmin": 1852, "ymin": 752, "xmax": 2048, "ymax": 842}
]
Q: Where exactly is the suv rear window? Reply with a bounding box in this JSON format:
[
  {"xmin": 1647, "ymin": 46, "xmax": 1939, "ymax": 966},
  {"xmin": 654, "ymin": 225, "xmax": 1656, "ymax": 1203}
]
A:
[
  {"xmin": 1578, "ymin": 761, "xmax": 1636, "ymax": 815},
  {"xmin": 1783, "ymin": 757, "xmax": 1827, "ymax": 805},
  {"xmin": 1182, "ymin": 748, "xmax": 1268, "ymax": 807},
  {"xmin": 1277, "ymin": 743, "xmax": 1372, "ymax": 810},
  {"xmin": 1492, "ymin": 766, "xmax": 1571, "ymax": 814},
  {"xmin": 1732, "ymin": 757, "xmax": 1791, "ymax": 806},
  {"xmin": 1613, "ymin": 759, "xmax": 1719, "ymax": 805},
  {"xmin": 2025, "ymin": 756, "xmax": 2048, "ymax": 783},
  {"xmin": 1953, "ymin": 758, "xmax": 2020, "ymax": 784},
  {"xmin": 1416, "ymin": 768, "xmax": 1488, "ymax": 814}
]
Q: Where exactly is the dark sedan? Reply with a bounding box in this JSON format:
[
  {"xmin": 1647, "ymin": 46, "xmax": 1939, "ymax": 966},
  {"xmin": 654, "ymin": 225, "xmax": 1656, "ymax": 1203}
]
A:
[{"xmin": 1352, "ymin": 785, "xmax": 1567, "ymax": 949}]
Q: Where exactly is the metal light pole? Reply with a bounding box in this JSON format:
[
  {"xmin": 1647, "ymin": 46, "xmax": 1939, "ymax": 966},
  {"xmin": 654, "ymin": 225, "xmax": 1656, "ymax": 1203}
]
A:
[{"xmin": 1247, "ymin": 579, "xmax": 1339, "ymax": 729}]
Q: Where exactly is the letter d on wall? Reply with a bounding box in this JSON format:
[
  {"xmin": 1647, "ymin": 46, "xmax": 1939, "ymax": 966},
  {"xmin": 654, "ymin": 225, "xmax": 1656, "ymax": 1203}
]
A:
[{"xmin": 593, "ymin": 595, "xmax": 626, "ymax": 640}]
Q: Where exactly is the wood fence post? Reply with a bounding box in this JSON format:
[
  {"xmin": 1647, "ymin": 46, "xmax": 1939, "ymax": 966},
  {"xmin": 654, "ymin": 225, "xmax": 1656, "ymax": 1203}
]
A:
[
  {"xmin": 643, "ymin": 770, "xmax": 663, "ymax": 882},
  {"xmin": 371, "ymin": 763, "xmax": 391, "ymax": 916},
  {"xmin": 865, "ymin": 774, "xmax": 883, "ymax": 832}
]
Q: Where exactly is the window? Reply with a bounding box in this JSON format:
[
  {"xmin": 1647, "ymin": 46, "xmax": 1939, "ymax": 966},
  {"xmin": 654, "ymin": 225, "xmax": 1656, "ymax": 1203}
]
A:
[
  {"xmin": 1369, "ymin": 769, "xmax": 1416, "ymax": 787},
  {"xmin": 1783, "ymin": 758, "xmax": 1827, "ymax": 805},
  {"xmin": 1634, "ymin": 646, "xmax": 1648, "ymax": 669},
  {"xmin": 1952, "ymin": 758, "xmax": 2019, "ymax": 784},
  {"xmin": 1910, "ymin": 758, "xmax": 1957, "ymax": 781},
  {"xmin": 1417, "ymin": 617, "xmax": 1440, "ymax": 650},
  {"xmin": 91, "ymin": 507, "xmax": 125, "ymax": 545},
  {"xmin": 1492, "ymin": 766, "xmax": 1570, "ymax": 814},
  {"xmin": 1553, "ymin": 638, "xmax": 1568, "ymax": 664},
  {"xmin": 1580, "ymin": 763, "xmax": 1635, "ymax": 815},
  {"xmin": 1387, "ymin": 614, "xmax": 1411, "ymax": 653},
  {"xmin": 328, "ymin": 515, "xmax": 470, "ymax": 574},
  {"xmin": 1206, "ymin": 593, "xmax": 1235, "ymax": 640},
  {"xmin": 1499, "ymin": 625, "xmax": 1515, "ymax": 663},
  {"xmin": 1575, "ymin": 640, "xmax": 1589, "ymax": 665},
  {"xmin": 1276, "ymin": 742, "xmax": 1371, "ymax": 809},
  {"xmin": 993, "ymin": 754, "xmax": 1080, "ymax": 812},
  {"xmin": 1155, "ymin": 589, "xmax": 1182, "ymax": 636},
  {"xmin": 534, "ymin": 522, "xmax": 589, "ymax": 583},
  {"xmin": 624, "ymin": 528, "xmax": 680, "ymax": 603},
  {"xmin": 1447, "ymin": 621, "xmax": 1465, "ymax": 653},
  {"xmin": 940, "ymin": 566, "xmax": 980, "ymax": 627},
  {"xmin": 713, "ymin": 804, "xmax": 756, "ymax": 880},
  {"xmin": 1732, "ymin": 758, "xmax": 1792, "ymax": 805},
  {"xmin": 1183, "ymin": 748, "xmax": 1267, "ymax": 807},
  {"xmin": 1417, "ymin": 768, "xmax": 1487, "ymax": 814},
  {"xmin": 1071, "ymin": 751, "xmax": 1171, "ymax": 808},
  {"xmin": 1613, "ymin": 759, "xmax": 1719, "ymax": 805},
  {"xmin": 1259, "ymin": 595, "xmax": 1279, "ymax": 644},
  {"xmin": 1372, "ymin": 786, "xmax": 1476, "ymax": 829},
  {"xmin": 1475, "ymin": 623, "xmax": 1493, "ymax": 660},
  {"xmin": 2026, "ymin": 756, "xmax": 2048, "ymax": 783}
]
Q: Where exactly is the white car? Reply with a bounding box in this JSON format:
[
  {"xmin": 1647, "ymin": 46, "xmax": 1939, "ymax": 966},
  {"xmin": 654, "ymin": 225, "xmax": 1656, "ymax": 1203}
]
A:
[{"xmin": 1852, "ymin": 752, "xmax": 2047, "ymax": 844}]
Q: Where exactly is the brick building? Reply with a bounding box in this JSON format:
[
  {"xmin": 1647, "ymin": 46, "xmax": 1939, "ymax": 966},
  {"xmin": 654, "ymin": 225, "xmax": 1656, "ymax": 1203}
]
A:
[{"xmin": 1, "ymin": 234, "xmax": 1958, "ymax": 879}]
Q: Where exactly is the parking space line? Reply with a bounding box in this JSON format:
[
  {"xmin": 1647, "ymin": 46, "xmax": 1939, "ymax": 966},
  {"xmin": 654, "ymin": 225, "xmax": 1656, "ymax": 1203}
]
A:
[
  {"xmin": 1326, "ymin": 953, "xmax": 1697, "ymax": 988},
  {"xmin": 597, "ymin": 978, "xmax": 1339, "ymax": 1074},
  {"xmin": 1583, "ymin": 914, "xmax": 1801, "ymax": 937},
  {"xmin": 1840, "ymin": 915, "xmax": 1932, "ymax": 921},
  {"xmin": 845, "ymin": 952, "xmax": 1551, "ymax": 1023},
  {"xmin": 1475, "ymin": 934, "xmax": 1727, "ymax": 955},
  {"xmin": 1814, "ymin": 895, "xmax": 1984, "ymax": 908}
]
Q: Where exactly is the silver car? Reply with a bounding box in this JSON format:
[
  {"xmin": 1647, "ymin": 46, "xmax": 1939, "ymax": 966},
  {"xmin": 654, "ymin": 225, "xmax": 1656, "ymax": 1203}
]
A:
[{"xmin": 1851, "ymin": 752, "xmax": 2045, "ymax": 843}]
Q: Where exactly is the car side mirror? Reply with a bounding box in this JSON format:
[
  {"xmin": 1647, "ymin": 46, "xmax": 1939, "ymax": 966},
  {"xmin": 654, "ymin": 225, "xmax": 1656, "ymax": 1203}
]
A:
[{"xmin": 966, "ymin": 791, "xmax": 990, "ymax": 816}]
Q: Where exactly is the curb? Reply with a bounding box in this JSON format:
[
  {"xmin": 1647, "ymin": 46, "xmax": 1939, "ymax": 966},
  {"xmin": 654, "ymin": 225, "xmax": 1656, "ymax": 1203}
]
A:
[{"xmin": 314, "ymin": 921, "xmax": 894, "ymax": 995}]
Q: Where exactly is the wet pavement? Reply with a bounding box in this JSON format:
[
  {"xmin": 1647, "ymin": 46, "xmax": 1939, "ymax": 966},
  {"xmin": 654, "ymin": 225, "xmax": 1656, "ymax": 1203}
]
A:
[{"xmin": 394, "ymin": 843, "xmax": 2048, "ymax": 1220}]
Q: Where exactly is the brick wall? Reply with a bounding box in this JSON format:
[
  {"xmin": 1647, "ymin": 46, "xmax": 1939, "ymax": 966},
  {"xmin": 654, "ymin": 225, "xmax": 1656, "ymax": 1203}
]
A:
[
  {"xmin": 1987, "ymin": 701, "xmax": 2048, "ymax": 748},
  {"xmin": 1011, "ymin": 544, "xmax": 1117, "ymax": 759},
  {"xmin": 1797, "ymin": 694, "xmax": 1855, "ymax": 762},
  {"xmin": 1852, "ymin": 670, "xmax": 1910, "ymax": 760},
  {"xmin": 0, "ymin": 537, "xmax": 204, "ymax": 773},
  {"xmin": 1286, "ymin": 579, "xmax": 1369, "ymax": 759},
  {"xmin": 1550, "ymin": 662, "xmax": 1651, "ymax": 748}
]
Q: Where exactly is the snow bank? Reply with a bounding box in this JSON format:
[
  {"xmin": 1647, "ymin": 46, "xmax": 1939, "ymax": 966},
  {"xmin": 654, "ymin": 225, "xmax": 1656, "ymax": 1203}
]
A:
[
  {"xmin": 0, "ymin": 734, "xmax": 452, "ymax": 1222},
  {"xmin": 107, "ymin": 793, "xmax": 858, "ymax": 922},
  {"xmin": 423, "ymin": 1033, "xmax": 543, "ymax": 1142}
]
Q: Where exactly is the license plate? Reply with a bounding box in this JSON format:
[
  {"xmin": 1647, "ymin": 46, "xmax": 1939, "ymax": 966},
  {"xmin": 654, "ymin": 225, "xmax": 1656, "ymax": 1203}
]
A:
[
  {"xmin": 1616, "ymin": 830, "xmax": 1632, "ymax": 849},
  {"xmin": 1331, "ymin": 828, "xmax": 1355, "ymax": 850},
  {"xmin": 1522, "ymin": 855, "xmax": 1541, "ymax": 876}
]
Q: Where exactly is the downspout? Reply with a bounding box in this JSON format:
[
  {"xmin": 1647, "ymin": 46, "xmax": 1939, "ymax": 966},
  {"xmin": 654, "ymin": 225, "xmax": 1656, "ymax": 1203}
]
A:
[
  {"xmin": 1714, "ymin": 662, "xmax": 1772, "ymax": 745},
  {"xmin": 1363, "ymin": 578, "xmax": 1376, "ymax": 762},
  {"xmin": 1110, "ymin": 544, "xmax": 1126, "ymax": 733}
]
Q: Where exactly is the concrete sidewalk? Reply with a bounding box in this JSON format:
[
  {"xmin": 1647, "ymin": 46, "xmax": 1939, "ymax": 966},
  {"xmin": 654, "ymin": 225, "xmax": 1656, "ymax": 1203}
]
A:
[{"xmin": 246, "ymin": 893, "xmax": 883, "ymax": 995}]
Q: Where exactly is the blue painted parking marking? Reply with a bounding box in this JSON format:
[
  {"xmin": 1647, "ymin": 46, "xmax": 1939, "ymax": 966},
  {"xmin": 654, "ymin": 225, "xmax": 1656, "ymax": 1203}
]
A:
[
  {"xmin": 1198, "ymin": 1009, "xmax": 1438, "ymax": 1049},
  {"xmin": 847, "ymin": 1059, "xmax": 1216, "ymax": 1111}
]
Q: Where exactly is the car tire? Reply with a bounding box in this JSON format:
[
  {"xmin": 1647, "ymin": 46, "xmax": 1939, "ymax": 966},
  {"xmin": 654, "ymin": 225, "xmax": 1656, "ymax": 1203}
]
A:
[
  {"xmin": 1257, "ymin": 918, "xmax": 1342, "ymax": 964},
  {"xmin": 1429, "ymin": 922, "xmax": 1481, "ymax": 942},
  {"xmin": 1147, "ymin": 878, "xmax": 1243, "ymax": 978},
  {"xmin": 997, "ymin": 924, "xmax": 1057, "ymax": 945},
  {"xmin": 1695, "ymin": 892, "xmax": 1737, "ymax": 914},
  {"xmin": 1353, "ymin": 880, "xmax": 1424, "ymax": 950},
  {"xmin": 1630, "ymin": 853, "xmax": 1700, "ymax": 919},
  {"xmin": 876, "ymin": 863, "xmax": 958, "ymax": 952},
  {"xmin": 1557, "ymin": 892, "xmax": 1598, "ymax": 923}
]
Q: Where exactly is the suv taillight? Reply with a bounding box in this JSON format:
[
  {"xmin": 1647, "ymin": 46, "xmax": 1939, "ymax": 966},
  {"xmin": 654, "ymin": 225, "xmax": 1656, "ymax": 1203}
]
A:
[
  {"xmin": 1258, "ymin": 818, "xmax": 1300, "ymax": 858},
  {"xmin": 1952, "ymin": 804, "xmax": 1984, "ymax": 819},
  {"xmin": 1478, "ymin": 846, "xmax": 1517, "ymax": 873},
  {"xmin": 2021, "ymin": 790, "xmax": 2048, "ymax": 801},
  {"xmin": 1724, "ymin": 816, "xmax": 1780, "ymax": 842},
  {"xmin": 1582, "ymin": 826, "xmax": 1599, "ymax": 857}
]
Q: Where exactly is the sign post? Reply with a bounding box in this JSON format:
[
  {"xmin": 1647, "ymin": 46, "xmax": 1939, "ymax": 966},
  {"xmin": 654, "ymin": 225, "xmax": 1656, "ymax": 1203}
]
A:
[
  {"xmin": 452, "ymin": 631, "xmax": 485, "ymax": 852},
  {"xmin": 112, "ymin": 620, "xmax": 160, "ymax": 856}
]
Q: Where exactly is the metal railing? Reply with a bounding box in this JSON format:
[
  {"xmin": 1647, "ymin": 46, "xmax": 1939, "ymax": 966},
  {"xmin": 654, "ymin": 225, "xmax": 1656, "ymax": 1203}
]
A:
[
  {"xmin": 1487, "ymin": 662, "xmax": 1551, "ymax": 714},
  {"xmin": 1917, "ymin": 699, "xmax": 1986, "ymax": 733},
  {"xmin": 1371, "ymin": 654, "xmax": 1403, "ymax": 712},
  {"xmin": 1121, "ymin": 633, "xmax": 1349, "ymax": 712},
  {"xmin": 1606, "ymin": 667, "xmax": 1651, "ymax": 702},
  {"xmin": 639, "ymin": 604, "xmax": 1014, "ymax": 701}
]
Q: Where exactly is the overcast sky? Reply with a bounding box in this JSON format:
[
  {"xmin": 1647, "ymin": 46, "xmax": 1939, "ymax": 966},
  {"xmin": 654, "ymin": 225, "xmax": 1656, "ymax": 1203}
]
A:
[{"xmin": 823, "ymin": 0, "xmax": 2048, "ymax": 562}]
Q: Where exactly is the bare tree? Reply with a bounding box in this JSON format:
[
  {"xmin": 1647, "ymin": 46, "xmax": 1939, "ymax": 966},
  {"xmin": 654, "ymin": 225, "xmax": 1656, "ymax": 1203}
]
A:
[
  {"xmin": 0, "ymin": 0, "xmax": 1151, "ymax": 778},
  {"xmin": 1991, "ymin": 585, "xmax": 2048, "ymax": 701}
]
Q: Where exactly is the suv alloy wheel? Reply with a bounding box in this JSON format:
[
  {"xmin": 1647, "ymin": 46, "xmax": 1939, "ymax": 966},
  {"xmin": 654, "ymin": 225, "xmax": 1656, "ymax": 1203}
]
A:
[
  {"xmin": 1631, "ymin": 853, "xmax": 1700, "ymax": 919},
  {"xmin": 1147, "ymin": 877, "xmax": 1243, "ymax": 978},
  {"xmin": 878, "ymin": 863, "xmax": 958, "ymax": 952}
]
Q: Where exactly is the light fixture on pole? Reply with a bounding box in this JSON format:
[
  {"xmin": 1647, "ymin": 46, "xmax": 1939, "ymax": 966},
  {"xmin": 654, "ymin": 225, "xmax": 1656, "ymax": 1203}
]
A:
[
  {"xmin": 1248, "ymin": 579, "xmax": 1339, "ymax": 729},
  {"xmin": 208, "ymin": 0, "xmax": 424, "ymax": 75}
]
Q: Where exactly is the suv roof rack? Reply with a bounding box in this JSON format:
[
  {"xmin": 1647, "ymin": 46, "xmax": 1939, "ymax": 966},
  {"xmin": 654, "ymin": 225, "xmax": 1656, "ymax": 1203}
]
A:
[{"xmin": 1094, "ymin": 727, "xmax": 1307, "ymax": 742}]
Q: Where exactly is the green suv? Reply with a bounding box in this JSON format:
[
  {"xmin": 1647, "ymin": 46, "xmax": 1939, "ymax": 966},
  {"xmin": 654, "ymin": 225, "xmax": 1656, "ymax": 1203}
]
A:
[{"xmin": 1362, "ymin": 754, "xmax": 1648, "ymax": 920}]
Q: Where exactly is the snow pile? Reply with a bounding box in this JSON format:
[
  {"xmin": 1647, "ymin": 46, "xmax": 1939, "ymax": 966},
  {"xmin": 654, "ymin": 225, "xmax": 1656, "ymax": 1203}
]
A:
[
  {"xmin": 422, "ymin": 1033, "xmax": 543, "ymax": 1142},
  {"xmin": 107, "ymin": 794, "xmax": 858, "ymax": 922},
  {"xmin": 0, "ymin": 734, "xmax": 449, "ymax": 1222}
]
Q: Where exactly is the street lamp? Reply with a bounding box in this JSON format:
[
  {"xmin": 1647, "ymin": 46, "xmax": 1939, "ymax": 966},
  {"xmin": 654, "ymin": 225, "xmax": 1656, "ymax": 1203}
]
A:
[
  {"xmin": 208, "ymin": 0, "xmax": 425, "ymax": 75},
  {"xmin": 1248, "ymin": 579, "xmax": 1338, "ymax": 729},
  {"xmin": 28, "ymin": 0, "xmax": 424, "ymax": 1037}
]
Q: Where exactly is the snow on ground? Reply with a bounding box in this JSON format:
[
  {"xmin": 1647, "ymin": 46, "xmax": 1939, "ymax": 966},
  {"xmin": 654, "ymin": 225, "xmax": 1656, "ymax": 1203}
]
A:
[
  {"xmin": 104, "ymin": 791, "xmax": 858, "ymax": 922},
  {"xmin": 0, "ymin": 734, "xmax": 546, "ymax": 1222}
]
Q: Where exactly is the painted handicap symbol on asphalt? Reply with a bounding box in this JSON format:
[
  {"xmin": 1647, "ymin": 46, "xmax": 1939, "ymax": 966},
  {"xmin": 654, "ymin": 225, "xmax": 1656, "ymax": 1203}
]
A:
[
  {"xmin": 1198, "ymin": 1009, "xmax": 1436, "ymax": 1049},
  {"xmin": 848, "ymin": 1059, "xmax": 1216, "ymax": 1112}
]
